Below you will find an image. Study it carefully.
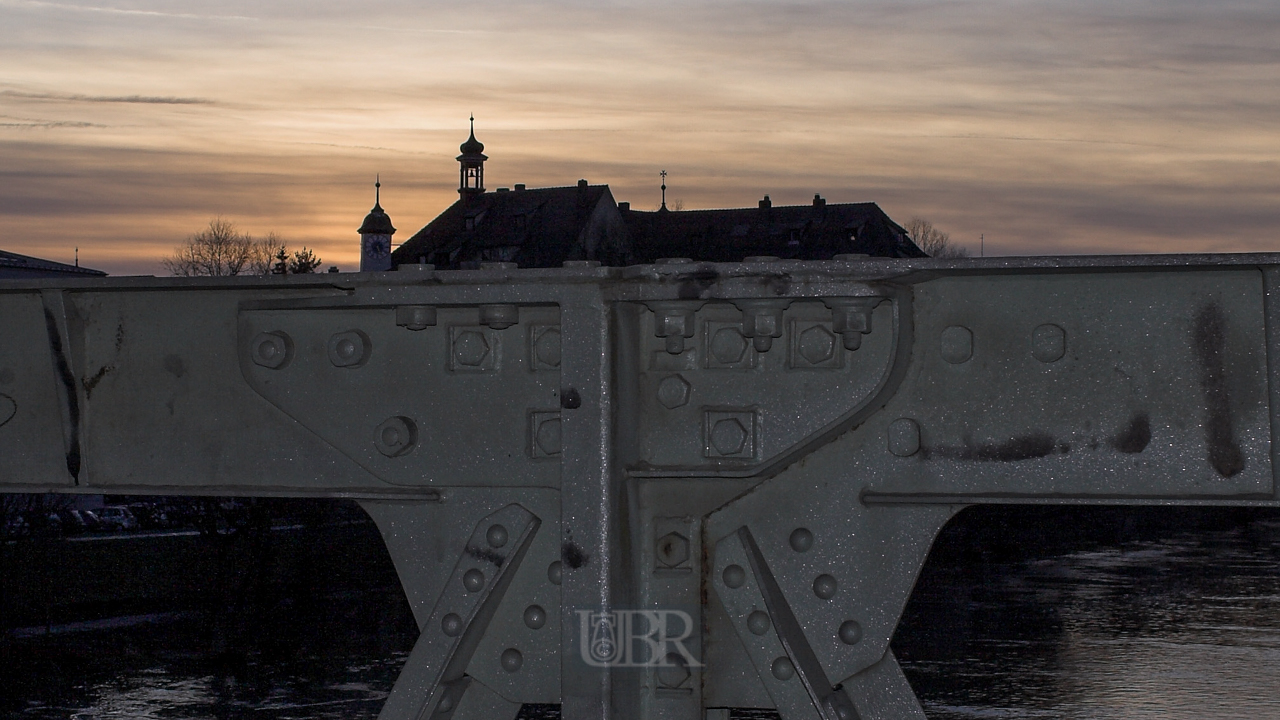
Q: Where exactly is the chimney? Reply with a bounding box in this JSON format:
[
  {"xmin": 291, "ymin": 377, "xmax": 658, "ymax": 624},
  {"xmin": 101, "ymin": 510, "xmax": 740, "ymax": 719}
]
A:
[
  {"xmin": 618, "ymin": 202, "xmax": 630, "ymax": 212},
  {"xmin": 813, "ymin": 194, "xmax": 825, "ymax": 207},
  {"xmin": 578, "ymin": 179, "xmax": 588, "ymax": 188},
  {"xmin": 515, "ymin": 183, "xmax": 526, "ymax": 191},
  {"xmin": 759, "ymin": 195, "xmax": 771, "ymax": 209}
]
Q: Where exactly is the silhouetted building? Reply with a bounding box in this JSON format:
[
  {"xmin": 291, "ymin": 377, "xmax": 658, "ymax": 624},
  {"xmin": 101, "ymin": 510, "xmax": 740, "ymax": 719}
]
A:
[
  {"xmin": 386, "ymin": 124, "xmax": 924, "ymax": 270},
  {"xmin": 359, "ymin": 179, "xmax": 396, "ymax": 272},
  {"xmin": 0, "ymin": 249, "xmax": 105, "ymax": 279}
]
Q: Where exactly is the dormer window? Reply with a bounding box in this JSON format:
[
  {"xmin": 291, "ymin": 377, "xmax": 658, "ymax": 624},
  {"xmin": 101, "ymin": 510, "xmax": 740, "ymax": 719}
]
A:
[{"xmin": 465, "ymin": 216, "xmax": 476, "ymax": 231}]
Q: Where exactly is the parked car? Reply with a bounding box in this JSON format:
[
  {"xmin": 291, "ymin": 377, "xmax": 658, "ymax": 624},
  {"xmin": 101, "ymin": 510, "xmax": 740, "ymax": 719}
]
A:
[
  {"xmin": 95, "ymin": 506, "xmax": 139, "ymax": 531},
  {"xmin": 57, "ymin": 509, "xmax": 87, "ymax": 535}
]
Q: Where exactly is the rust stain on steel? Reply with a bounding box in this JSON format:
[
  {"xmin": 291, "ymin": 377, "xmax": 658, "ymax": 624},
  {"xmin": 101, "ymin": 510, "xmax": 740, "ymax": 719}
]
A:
[{"xmin": 1192, "ymin": 303, "xmax": 1245, "ymax": 477}]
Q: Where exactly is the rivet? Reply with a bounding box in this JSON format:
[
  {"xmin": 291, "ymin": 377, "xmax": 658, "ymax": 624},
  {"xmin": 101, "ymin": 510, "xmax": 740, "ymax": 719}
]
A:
[
  {"xmin": 723, "ymin": 564, "xmax": 746, "ymax": 589},
  {"xmin": 747, "ymin": 610, "xmax": 771, "ymax": 635},
  {"xmin": 1032, "ymin": 323, "xmax": 1066, "ymax": 363},
  {"xmin": 250, "ymin": 331, "xmax": 292, "ymax": 369},
  {"xmin": 771, "ymin": 657, "xmax": 795, "ymax": 681},
  {"xmin": 657, "ymin": 374, "xmax": 692, "ymax": 409},
  {"xmin": 839, "ymin": 620, "xmax": 863, "ymax": 645},
  {"xmin": 789, "ymin": 528, "xmax": 813, "ymax": 552},
  {"xmin": 328, "ymin": 330, "xmax": 371, "ymax": 368},
  {"xmin": 710, "ymin": 418, "xmax": 748, "ymax": 455},
  {"xmin": 813, "ymin": 574, "xmax": 838, "ymax": 600},
  {"xmin": 441, "ymin": 613, "xmax": 463, "ymax": 637},
  {"xmin": 887, "ymin": 418, "xmax": 921, "ymax": 457},
  {"xmin": 487, "ymin": 524, "xmax": 509, "ymax": 548},
  {"xmin": 548, "ymin": 561, "xmax": 563, "ymax": 585},
  {"xmin": 501, "ymin": 648, "xmax": 524, "ymax": 672},
  {"xmin": 524, "ymin": 605, "xmax": 547, "ymax": 630},
  {"xmin": 940, "ymin": 325, "xmax": 973, "ymax": 364},
  {"xmin": 374, "ymin": 416, "xmax": 417, "ymax": 457},
  {"xmin": 463, "ymin": 568, "xmax": 485, "ymax": 592}
]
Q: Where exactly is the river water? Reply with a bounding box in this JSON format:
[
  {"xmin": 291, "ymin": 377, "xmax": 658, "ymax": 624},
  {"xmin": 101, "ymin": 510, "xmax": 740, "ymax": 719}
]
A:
[{"xmin": 5, "ymin": 508, "xmax": 1280, "ymax": 719}]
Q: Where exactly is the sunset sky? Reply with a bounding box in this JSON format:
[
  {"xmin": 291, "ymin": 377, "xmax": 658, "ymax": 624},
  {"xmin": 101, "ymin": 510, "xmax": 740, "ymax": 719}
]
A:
[{"xmin": 2, "ymin": 0, "xmax": 1278, "ymax": 275}]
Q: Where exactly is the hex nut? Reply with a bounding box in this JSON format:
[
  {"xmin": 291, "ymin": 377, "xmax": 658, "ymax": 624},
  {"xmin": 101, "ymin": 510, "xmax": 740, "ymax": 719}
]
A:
[
  {"xmin": 1032, "ymin": 323, "xmax": 1066, "ymax": 363},
  {"xmin": 710, "ymin": 418, "xmax": 748, "ymax": 456},
  {"xmin": 374, "ymin": 416, "xmax": 417, "ymax": 457},
  {"xmin": 888, "ymin": 418, "xmax": 921, "ymax": 457},
  {"xmin": 710, "ymin": 327, "xmax": 748, "ymax": 364},
  {"xmin": 396, "ymin": 305, "xmax": 437, "ymax": 331},
  {"xmin": 656, "ymin": 653, "xmax": 690, "ymax": 688},
  {"xmin": 657, "ymin": 375, "xmax": 691, "ymax": 410},
  {"xmin": 250, "ymin": 331, "xmax": 292, "ymax": 369},
  {"xmin": 536, "ymin": 417, "xmax": 563, "ymax": 456},
  {"xmin": 655, "ymin": 531, "xmax": 690, "ymax": 568},
  {"xmin": 940, "ymin": 325, "xmax": 973, "ymax": 364},
  {"xmin": 798, "ymin": 325, "xmax": 836, "ymax": 365},
  {"xmin": 328, "ymin": 329, "xmax": 371, "ymax": 368},
  {"xmin": 534, "ymin": 327, "xmax": 562, "ymax": 368},
  {"xmin": 454, "ymin": 330, "xmax": 491, "ymax": 367}
]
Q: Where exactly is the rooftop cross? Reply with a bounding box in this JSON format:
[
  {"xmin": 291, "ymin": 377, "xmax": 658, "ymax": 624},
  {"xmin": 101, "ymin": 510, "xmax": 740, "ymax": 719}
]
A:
[{"xmin": 660, "ymin": 170, "xmax": 668, "ymax": 211}]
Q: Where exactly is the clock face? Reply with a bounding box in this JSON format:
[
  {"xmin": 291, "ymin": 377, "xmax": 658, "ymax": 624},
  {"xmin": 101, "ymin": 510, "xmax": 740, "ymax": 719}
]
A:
[{"xmin": 366, "ymin": 236, "xmax": 391, "ymax": 257}]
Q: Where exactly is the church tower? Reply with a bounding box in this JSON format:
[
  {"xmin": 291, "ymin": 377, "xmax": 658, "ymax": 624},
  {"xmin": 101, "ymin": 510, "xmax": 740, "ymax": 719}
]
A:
[
  {"xmin": 358, "ymin": 178, "xmax": 396, "ymax": 272},
  {"xmin": 458, "ymin": 116, "xmax": 487, "ymax": 198}
]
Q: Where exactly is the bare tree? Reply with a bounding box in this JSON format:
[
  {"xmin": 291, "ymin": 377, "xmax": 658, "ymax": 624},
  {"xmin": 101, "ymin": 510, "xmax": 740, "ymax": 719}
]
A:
[
  {"xmin": 905, "ymin": 217, "xmax": 970, "ymax": 258},
  {"xmin": 163, "ymin": 221, "xmax": 308, "ymax": 276}
]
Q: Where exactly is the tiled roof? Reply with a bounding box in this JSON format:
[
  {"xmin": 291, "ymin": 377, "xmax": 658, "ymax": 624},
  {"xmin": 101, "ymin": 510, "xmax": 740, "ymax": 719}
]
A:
[{"xmin": 0, "ymin": 250, "xmax": 107, "ymax": 278}]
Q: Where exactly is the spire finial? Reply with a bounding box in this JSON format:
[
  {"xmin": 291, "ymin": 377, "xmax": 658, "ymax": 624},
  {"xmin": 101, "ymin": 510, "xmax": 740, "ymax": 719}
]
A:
[
  {"xmin": 470, "ymin": 114, "xmax": 475, "ymax": 135},
  {"xmin": 373, "ymin": 175, "xmax": 383, "ymax": 210},
  {"xmin": 660, "ymin": 170, "xmax": 668, "ymax": 211}
]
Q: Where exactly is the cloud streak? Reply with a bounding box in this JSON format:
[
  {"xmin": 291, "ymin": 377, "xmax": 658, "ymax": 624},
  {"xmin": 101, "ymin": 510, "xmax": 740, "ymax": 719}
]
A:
[{"xmin": 1, "ymin": 90, "xmax": 211, "ymax": 104}]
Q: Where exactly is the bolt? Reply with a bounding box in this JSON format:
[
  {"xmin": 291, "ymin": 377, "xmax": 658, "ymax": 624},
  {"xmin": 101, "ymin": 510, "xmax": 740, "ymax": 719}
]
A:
[
  {"xmin": 723, "ymin": 564, "xmax": 746, "ymax": 589},
  {"xmin": 888, "ymin": 418, "xmax": 921, "ymax": 457},
  {"xmin": 771, "ymin": 657, "xmax": 795, "ymax": 681},
  {"xmin": 710, "ymin": 418, "xmax": 748, "ymax": 455},
  {"xmin": 655, "ymin": 532, "xmax": 690, "ymax": 568},
  {"xmin": 534, "ymin": 327, "xmax": 562, "ymax": 367},
  {"xmin": 374, "ymin": 416, "xmax": 417, "ymax": 457},
  {"xmin": 536, "ymin": 417, "xmax": 562, "ymax": 455},
  {"xmin": 480, "ymin": 304, "xmax": 519, "ymax": 330},
  {"xmin": 656, "ymin": 653, "xmax": 690, "ymax": 688},
  {"xmin": 839, "ymin": 620, "xmax": 863, "ymax": 645},
  {"xmin": 328, "ymin": 330, "xmax": 370, "ymax": 368},
  {"xmin": 524, "ymin": 605, "xmax": 547, "ymax": 630},
  {"xmin": 648, "ymin": 301, "xmax": 701, "ymax": 355},
  {"xmin": 250, "ymin": 331, "xmax": 291, "ymax": 369},
  {"xmin": 813, "ymin": 574, "xmax": 838, "ymax": 600},
  {"xmin": 798, "ymin": 325, "xmax": 836, "ymax": 365},
  {"xmin": 789, "ymin": 528, "xmax": 813, "ymax": 552},
  {"xmin": 441, "ymin": 613, "xmax": 463, "ymax": 637},
  {"xmin": 548, "ymin": 561, "xmax": 563, "ymax": 585},
  {"xmin": 710, "ymin": 327, "xmax": 748, "ymax": 364},
  {"xmin": 395, "ymin": 305, "xmax": 437, "ymax": 331},
  {"xmin": 747, "ymin": 611, "xmax": 771, "ymax": 635},
  {"xmin": 463, "ymin": 568, "xmax": 485, "ymax": 592},
  {"xmin": 736, "ymin": 299, "xmax": 789, "ymax": 353},
  {"xmin": 454, "ymin": 330, "xmax": 490, "ymax": 367},
  {"xmin": 487, "ymin": 524, "xmax": 509, "ymax": 548},
  {"xmin": 501, "ymin": 648, "xmax": 524, "ymax": 673},
  {"xmin": 1032, "ymin": 323, "xmax": 1066, "ymax": 363},
  {"xmin": 940, "ymin": 325, "xmax": 973, "ymax": 364},
  {"xmin": 826, "ymin": 298, "xmax": 881, "ymax": 351},
  {"xmin": 657, "ymin": 375, "xmax": 691, "ymax": 409}
]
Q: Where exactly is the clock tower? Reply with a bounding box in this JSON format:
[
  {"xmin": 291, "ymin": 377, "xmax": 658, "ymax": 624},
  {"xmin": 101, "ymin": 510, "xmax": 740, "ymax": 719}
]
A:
[{"xmin": 358, "ymin": 178, "xmax": 396, "ymax": 272}]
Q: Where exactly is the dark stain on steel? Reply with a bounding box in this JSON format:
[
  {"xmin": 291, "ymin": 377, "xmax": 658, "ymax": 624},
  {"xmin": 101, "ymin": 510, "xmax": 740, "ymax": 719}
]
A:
[
  {"xmin": 763, "ymin": 273, "xmax": 791, "ymax": 296},
  {"xmin": 562, "ymin": 541, "xmax": 589, "ymax": 569},
  {"xmin": 931, "ymin": 432, "xmax": 1065, "ymax": 462},
  {"xmin": 560, "ymin": 387, "xmax": 582, "ymax": 410},
  {"xmin": 163, "ymin": 354, "xmax": 186, "ymax": 378},
  {"xmin": 1110, "ymin": 413, "xmax": 1151, "ymax": 454},
  {"xmin": 677, "ymin": 266, "xmax": 719, "ymax": 300},
  {"xmin": 82, "ymin": 365, "xmax": 113, "ymax": 398},
  {"xmin": 43, "ymin": 307, "xmax": 81, "ymax": 482},
  {"xmin": 1192, "ymin": 304, "xmax": 1245, "ymax": 477},
  {"xmin": 467, "ymin": 545, "xmax": 506, "ymax": 568}
]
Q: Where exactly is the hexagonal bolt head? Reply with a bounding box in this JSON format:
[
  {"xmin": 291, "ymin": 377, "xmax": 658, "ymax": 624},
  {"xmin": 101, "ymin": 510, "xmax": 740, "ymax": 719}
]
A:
[
  {"xmin": 328, "ymin": 330, "xmax": 371, "ymax": 368},
  {"xmin": 798, "ymin": 325, "xmax": 837, "ymax": 365},
  {"xmin": 656, "ymin": 375, "xmax": 691, "ymax": 409},
  {"xmin": 888, "ymin": 418, "xmax": 921, "ymax": 457},
  {"xmin": 535, "ymin": 417, "xmax": 562, "ymax": 456},
  {"xmin": 250, "ymin": 331, "xmax": 292, "ymax": 369},
  {"xmin": 1032, "ymin": 323, "xmax": 1066, "ymax": 363},
  {"xmin": 710, "ymin": 327, "xmax": 748, "ymax": 364},
  {"xmin": 534, "ymin": 327, "xmax": 562, "ymax": 368},
  {"xmin": 454, "ymin": 330, "xmax": 491, "ymax": 367},
  {"xmin": 480, "ymin": 304, "xmax": 519, "ymax": 330},
  {"xmin": 656, "ymin": 653, "xmax": 691, "ymax": 688},
  {"xmin": 655, "ymin": 531, "xmax": 690, "ymax": 568},
  {"xmin": 940, "ymin": 325, "xmax": 973, "ymax": 364},
  {"xmin": 374, "ymin": 416, "xmax": 418, "ymax": 457},
  {"xmin": 710, "ymin": 418, "xmax": 748, "ymax": 455}
]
